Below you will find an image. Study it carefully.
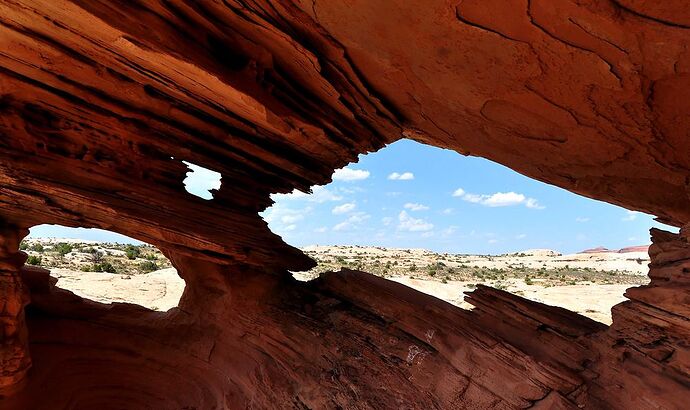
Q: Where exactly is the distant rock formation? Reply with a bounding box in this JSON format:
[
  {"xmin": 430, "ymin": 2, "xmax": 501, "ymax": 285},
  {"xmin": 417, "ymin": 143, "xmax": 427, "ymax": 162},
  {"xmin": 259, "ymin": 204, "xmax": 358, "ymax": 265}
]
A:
[
  {"xmin": 580, "ymin": 246, "xmax": 612, "ymax": 253},
  {"xmin": 581, "ymin": 245, "xmax": 650, "ymax": 254},
  {"xmin": 617, "ymin": 245, "xmax": 650, "ymax": 253}
]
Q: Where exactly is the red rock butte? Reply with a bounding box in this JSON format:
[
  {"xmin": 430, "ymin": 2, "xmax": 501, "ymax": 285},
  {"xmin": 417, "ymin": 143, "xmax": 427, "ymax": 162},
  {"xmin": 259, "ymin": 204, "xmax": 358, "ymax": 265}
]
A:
[{"xmin": 1, "ymin": 1, "xmax": 689, "ymax": 408}]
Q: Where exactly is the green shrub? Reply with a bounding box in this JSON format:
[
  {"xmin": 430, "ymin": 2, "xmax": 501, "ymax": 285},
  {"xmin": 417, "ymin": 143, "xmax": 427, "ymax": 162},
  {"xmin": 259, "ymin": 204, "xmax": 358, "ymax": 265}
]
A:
[
  {"xmin": 54, "ymin": 242, "xmax": 73, "ymax": 256},
  {"xmin": 138, "ymin": 261, "xmax": 158, "ymax": 273},
  {"xmin": 124, "ymin": 245, "xmax": 141, "ymax": 260},
  {"xmin": 93, "ymin": 262, "xmax": 116, "ymax": 273},
  {"xmin": 19, "ymin": 241, "xmax": 28, "ymax": 251},
  {"xmin": 26, "ymin": 255, "xmax": 42, "ymax": 266},
  {"xmin": 30, "ymin": 243, "xmax": 44, "ymax": 253}
]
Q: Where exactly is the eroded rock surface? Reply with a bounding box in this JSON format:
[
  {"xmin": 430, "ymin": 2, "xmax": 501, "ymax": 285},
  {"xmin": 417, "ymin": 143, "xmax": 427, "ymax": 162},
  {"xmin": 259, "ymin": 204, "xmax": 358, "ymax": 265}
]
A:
[{"xmin": 0, "ymin": 1, "xmax": 689, "ymax": 408}]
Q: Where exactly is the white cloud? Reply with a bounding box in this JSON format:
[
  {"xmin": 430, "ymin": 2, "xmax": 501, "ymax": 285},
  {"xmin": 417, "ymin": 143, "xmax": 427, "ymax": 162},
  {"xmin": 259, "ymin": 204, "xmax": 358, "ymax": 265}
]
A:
[
  {"xmin": 575, "ymin": 217, "xmax": 590, "ymax": 223},
  {"xmin": 283, "ymin": 224, "xmax": 297, "ymax": 232},
  {"xmin": 462, "ymin": 193, "xmax": 484, "ymax": 203},
  {"xmin": 453, "ymin": 188, "xmax": 544, "ymax": 209},
  {"xmin": 441, "ymin": 226, "xmax": 457, "ymax": 237},
  {"xmin": 388, "ymin": 172, "xmax": 414, "ymax": 180},
  {"xmin": 441, "ymin": 208, "xmax": 454, "ymax": 215},
  {"xmin": 332, "ymin": 167, "xmax": 370, "ymax": 182},
  {"xmin": 488, "ymin": 239, "xmax": 498, "ymax": 244},
  {"xmin": 333, "ymin": 221, "xmax": 350, "ymax": 231},
  {"xmin": 347, "ymin": 212, "xmax": 370, "ymax": 224},
  {"xmin": 281, "ymin": 214, "xmax": 303, "ymax": 224},
  {"xmin": 516, "ymin": 233, "xmax": 527, "ymax": 239},
  {"xmin": 398, "ymin": 210, "xmax": 434, "ymax": 232},
  {"xmin": 483, "ymin": 192, "xmax": 526, "ymax": 207},
  {"xmin": 628, "ymin": 236, "xmax": 637, "ymax": 242},
  {"xmin": 262, "ymin": 205, "xmax": 312, "ymax": 226},
  {"xmin": 332, "ymin": 202, "xmax": 356, "ymax": 215},
  {"xmin": 525, "ymin": 198, "xmax": 545, "ymax": 210},
  {"xmin": 622, "ymin": 210, "xmax": 640, "ymax": 221},
  {"xmin": 421, "ymin": 231, "xmax": 435, "ymax": 238},
  {"xmin": 333, "ymin": 212, "xmax": 371, "ymax": 231},
  {"xmin": 404, "ymin": 202, "xmax": 429, "ymax": 211},
  {"xmin": 314, "ymin": 227, "xmax": 328, "ymax": 233},
  {"xmin": 381, "ymin": 217, "xmax": 393, "ymax": 226}
]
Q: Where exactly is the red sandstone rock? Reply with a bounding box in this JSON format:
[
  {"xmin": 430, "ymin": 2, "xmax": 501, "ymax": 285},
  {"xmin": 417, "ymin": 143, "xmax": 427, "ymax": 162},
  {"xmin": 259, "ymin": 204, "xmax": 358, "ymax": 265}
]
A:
[
  {"xmin": 0, "ymin": 0, "xmax": 689, "ymax": 408},
  {"xmin": 580, "ymin": 246, "xmax": 612, "ymax": 254},
  {"xmin": 617, "ymin": 245, "xmax": 650, "ymax": 253}
]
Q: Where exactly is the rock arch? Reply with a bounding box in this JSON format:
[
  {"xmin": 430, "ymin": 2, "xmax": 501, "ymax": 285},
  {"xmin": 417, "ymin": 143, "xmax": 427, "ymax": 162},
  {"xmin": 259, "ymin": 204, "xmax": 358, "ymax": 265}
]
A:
[{"xmin": 1, "ymin": 1, "xmax": 689, "ymax": 408}]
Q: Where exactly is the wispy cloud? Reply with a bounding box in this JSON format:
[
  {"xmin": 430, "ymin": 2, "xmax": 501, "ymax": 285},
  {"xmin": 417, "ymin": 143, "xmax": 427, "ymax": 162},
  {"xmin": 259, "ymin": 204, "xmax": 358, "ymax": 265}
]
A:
[
  {"xmin": 333, "ymin": 212, "xmax": 371, "ymax": 231},
  {"xmin": 575, "ymin": 217, "xmax": 590, "ymax": 223},
  {"xmin": 404, "ymin": 202, "xmax": 429, "ymax": 211},
  {"xmin": 397, "ymin": 210, "xmax": 433, "ymax": 232},
  {"xmin": 441, "ymin": 226, "xmax": 457, "ymax": 237},
  {"xmin": 441, "ymin": 208, "xmax": 454, "ymax": 215},
  {"xmin": 453, "ymin": 188, "xmax": 544, "ymax": 209},
  {"xmin": 622, "ymin": 210, "xmax": 639, "ymax": 221},
  {"xmin": 388, "ymin": 172, "xmax": 414, "ymax": 180},
  {"xmin": 332, "ymin": 167, "xmax": 370, "ymax": 182},
  {"xmin": 332, "ymin": 202, "xmax": 356, "ymax": 215},
  {"xmin": 262, "ymin": 205, "xmax": 312, "ymax": 226}
]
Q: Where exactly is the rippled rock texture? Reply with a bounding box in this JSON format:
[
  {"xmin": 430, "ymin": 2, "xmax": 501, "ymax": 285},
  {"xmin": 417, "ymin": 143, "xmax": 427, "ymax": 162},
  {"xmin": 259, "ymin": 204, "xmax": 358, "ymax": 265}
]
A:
[{"xmin": 0, "ymin": 1, "xmax": 689, "ymax": 408}]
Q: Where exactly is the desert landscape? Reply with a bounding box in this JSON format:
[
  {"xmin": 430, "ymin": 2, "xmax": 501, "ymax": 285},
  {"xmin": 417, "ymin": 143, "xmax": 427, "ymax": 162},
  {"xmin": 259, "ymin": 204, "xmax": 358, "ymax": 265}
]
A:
[
  {"xmin": 4, "ymin": 3, "xmax": 690, "ymax": 406},
  {"xmin": 22, "ymin": 237, "xmax": 649, "ymax": 324}
]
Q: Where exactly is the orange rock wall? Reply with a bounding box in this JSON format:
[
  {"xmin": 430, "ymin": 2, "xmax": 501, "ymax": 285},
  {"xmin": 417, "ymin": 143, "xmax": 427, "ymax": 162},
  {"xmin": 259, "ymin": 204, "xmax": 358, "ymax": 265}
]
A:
[{"xmin": 0, "ymin": 1, "xmax": 689, "ymax": 408}]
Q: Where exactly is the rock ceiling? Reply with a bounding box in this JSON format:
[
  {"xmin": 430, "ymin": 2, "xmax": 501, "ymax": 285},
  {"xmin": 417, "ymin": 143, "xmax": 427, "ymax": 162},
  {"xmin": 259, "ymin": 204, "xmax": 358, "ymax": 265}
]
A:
[{"xmin": 0, "ymin": 1, "xmax": 689, "ymax": 408}]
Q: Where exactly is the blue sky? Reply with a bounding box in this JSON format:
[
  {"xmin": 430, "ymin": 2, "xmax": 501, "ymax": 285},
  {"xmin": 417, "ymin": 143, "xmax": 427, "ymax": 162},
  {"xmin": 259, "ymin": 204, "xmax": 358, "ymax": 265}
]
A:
[
  {"xmin": 30, "ymin": 139, "xmax": 673, "ymax": 253},
  {"xmin": 261, "ymin": 139, "xmax": 672, "ymax": 254}
]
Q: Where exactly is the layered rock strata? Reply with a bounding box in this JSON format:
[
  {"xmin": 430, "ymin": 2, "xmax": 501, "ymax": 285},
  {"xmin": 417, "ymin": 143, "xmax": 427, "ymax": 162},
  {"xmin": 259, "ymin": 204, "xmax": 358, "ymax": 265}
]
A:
[{"xmin": 0, "ymin": 0, "xmax": 689, "ymax": 408}]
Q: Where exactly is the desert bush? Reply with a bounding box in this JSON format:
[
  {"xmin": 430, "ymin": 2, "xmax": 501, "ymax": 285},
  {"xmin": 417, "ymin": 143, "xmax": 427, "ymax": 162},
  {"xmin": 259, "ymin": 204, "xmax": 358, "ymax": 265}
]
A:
[
  {"xmin": 88, "ymin": 249, "xmax": 104, "ymax": 265},
  {"xmin": 30, "ymin": 243, "xmax": 44, "ymax": 253},
  {"xmin": 19, "ymin": 241, "xmax": 28, "ymax": 251},
  {"xmin": 138, "ymin": 261, "xmax": 158, "ymax": 273},
  {"xmin": 125, "ymin": 245, "xmax": 141, "ymax": 260},
  {"xmin": 92, "ymin": 262, "xmax": 116, "ymax": 273},
  {"xmin": 26, "ymin": 255, "xmax": 42, "ymax": 266},
  {"xmin": 54, "ymin": 242, "xmax": 73, "ymax": 256}
]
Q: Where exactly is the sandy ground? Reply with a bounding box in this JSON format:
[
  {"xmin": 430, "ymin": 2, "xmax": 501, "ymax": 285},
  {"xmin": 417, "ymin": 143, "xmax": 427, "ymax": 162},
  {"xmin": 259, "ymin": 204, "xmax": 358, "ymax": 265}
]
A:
[
  {"xmin": 389, "ymin": 277, "xmax": 630, "ymax": 324},
  {"xmin": 53, "ymin": 267, "xmax": 630, "ymax": 323},
  {"xmin": 50, "ymin": 267, "xmax": 185, "ymax": 311},
  {"xmin": 303, "ymin": 245, "xmax": 650, "ymax": 275}
]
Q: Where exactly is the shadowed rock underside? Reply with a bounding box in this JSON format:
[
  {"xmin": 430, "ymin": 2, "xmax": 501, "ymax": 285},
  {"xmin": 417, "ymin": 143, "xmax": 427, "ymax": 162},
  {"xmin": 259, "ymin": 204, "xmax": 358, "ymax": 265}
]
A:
[{"xmin": 0, "ymin": 1, "xmax": 689, "ymax": 408}]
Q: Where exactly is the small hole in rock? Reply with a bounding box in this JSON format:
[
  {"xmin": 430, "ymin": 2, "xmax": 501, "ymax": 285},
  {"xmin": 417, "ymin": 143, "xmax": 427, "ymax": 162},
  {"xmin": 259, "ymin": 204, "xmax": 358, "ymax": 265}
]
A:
[{"xmin": 182, "ymin": 161, "xmax": 222, "ymax": 200}]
